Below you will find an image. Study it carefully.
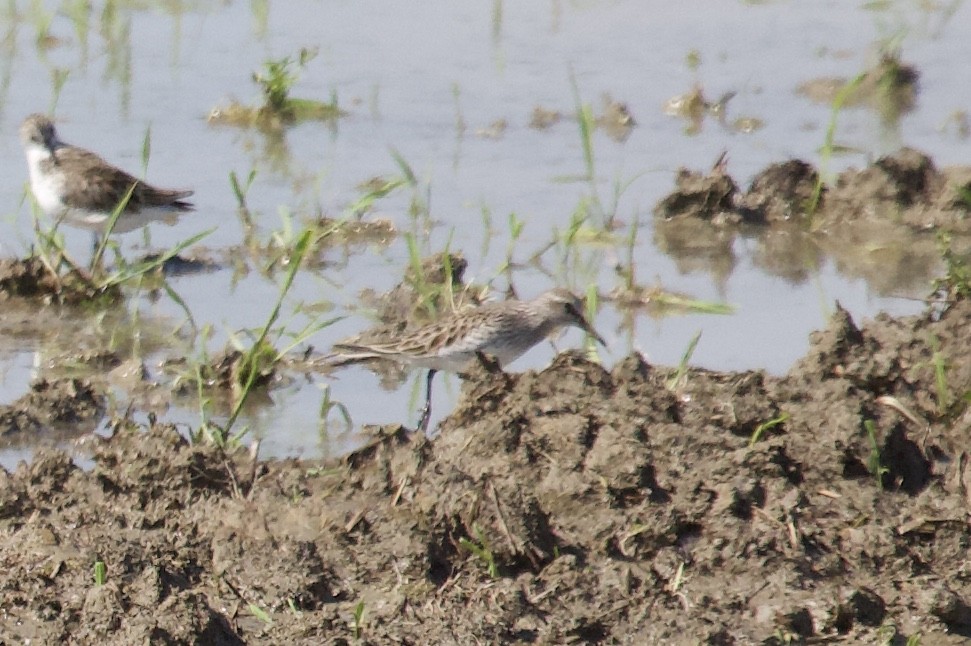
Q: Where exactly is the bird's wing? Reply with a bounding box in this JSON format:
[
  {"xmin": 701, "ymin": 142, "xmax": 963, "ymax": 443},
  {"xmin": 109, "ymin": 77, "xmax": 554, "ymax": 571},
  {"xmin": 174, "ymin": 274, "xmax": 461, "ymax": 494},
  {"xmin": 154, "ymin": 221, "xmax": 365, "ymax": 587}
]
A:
[{"xmin": 56, "ymin": 146, "xmax": 193, "ymax": 213}]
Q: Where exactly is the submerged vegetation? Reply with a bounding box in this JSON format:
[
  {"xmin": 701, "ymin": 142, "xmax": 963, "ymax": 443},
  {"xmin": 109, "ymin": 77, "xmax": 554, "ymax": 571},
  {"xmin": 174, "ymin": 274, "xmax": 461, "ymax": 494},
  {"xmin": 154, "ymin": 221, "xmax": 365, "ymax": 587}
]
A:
[{"xmin": 209, "ymin": 48, "xmax": 345, "ymax": 130}]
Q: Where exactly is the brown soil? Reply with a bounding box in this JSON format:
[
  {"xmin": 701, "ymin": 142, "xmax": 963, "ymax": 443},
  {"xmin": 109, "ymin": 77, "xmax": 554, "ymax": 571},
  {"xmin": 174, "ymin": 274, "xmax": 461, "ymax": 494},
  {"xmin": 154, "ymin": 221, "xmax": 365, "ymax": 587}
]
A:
[{"xmin": 3, "ymin": 153, "xmax": 971, "ymax": 643}]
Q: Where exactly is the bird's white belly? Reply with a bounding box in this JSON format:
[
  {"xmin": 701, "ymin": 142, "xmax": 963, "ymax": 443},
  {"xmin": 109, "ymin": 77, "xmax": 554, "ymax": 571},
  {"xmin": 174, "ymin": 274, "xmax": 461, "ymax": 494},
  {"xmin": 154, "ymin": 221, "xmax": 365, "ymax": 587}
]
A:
[
  {"xmin": 27, "ymin": 165, "xmax": 68, "ymax": 218},
  {"xmin": 424, "ymin": 336, "xmax": 536, "ymax": 373}
]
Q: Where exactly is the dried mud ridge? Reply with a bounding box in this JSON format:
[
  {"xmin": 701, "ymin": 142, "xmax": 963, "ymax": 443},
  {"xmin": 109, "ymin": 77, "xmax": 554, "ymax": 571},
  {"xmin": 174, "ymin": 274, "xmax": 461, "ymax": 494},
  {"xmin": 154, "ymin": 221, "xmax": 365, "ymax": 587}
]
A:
[
  {"xmin": 3, "ymin": 151, "xmax": 971, "ymax": 643},
  {"xmin": 4, "ymin": 296, "xmax": 971, "ymax": 643}
]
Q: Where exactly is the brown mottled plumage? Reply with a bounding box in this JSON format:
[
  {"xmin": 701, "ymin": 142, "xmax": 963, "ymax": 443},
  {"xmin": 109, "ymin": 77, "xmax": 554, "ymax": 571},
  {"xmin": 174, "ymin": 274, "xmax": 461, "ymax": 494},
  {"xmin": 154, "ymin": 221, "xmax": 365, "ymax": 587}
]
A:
[
  {"xmin": 19, "ymin": 113, "xmax": 193, "ymax": 234},
  {"xmin": 330, "ymin": 288, "xmax": 605, "ymax": 430}
]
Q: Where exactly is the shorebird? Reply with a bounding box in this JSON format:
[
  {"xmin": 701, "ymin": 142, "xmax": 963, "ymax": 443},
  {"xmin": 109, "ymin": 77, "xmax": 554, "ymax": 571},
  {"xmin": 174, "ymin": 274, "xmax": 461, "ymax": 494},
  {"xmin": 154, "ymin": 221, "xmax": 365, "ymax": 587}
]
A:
[
  {"xmin": 329, "ymin": 288, "xmax": 606, "ymax": 431},
  {"xmin": 19, "ymin": 113, "xmax": 194, "ymax": 236}
]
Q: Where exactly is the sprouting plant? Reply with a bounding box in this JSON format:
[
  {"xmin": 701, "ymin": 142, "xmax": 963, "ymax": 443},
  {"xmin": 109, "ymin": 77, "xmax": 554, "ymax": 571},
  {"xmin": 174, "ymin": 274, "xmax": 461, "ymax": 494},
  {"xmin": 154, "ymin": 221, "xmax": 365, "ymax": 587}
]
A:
[
  {"xmin": 49, "ymin": 68, "xmax": 69, "ymax": 113},
  {"xmin": 97, "ymin": 228, "xmax": 214, "ymax": 289},
  {"xmin": 351, "ymin": 600, "xmax": 365, "ymax": 640},
  {"xmin": 93, "ymin": 560, "xmax": 107, "ymax": 586},
  {"xmin": 221, "ymin": 229, "xmax": 320, "ymax": 436},
  {"xmin": 668, "ymin": 561, "xmax": 686, "ymax": 594},
  {"xmin": 928, "ymin": 334, "xmax": 951, "ymax": 415},
  {"xmin": 388, "ymin": 148, "xmax": 431, "ymax": 228},
  {"xmin": 318, "ymin": 383, "xmax": 352, "ymax": 436},
  {"xmin": 389, "ymin": 148, "xmax": 418, "ymax": 188},
  {"xmin": 140, "ymin": 123, "xmax": 151, "ymax": 176},
  {"xmin": 29, "ymin": 207, "xmax": 72, "ymax": 275},
  {"xmin": 212, "ymin": 46, "xmax": 341, "ymax": 127},
  {"xmin": 573, "ymin": 84, "xmax": 596, "ymax": 183},
  {"xmin": 864, "ymin": 419, "xmax": 888, "ymax": 491},
  {"xmin": 230, "ymin": 169, "xmax": 258, "ymax": 208},
  {"xmin": 346, "ymin": 175, "xmax": 407, "ymax": 219},
  {"xmin": 404, "ymin": 231, "xmax": 428, "ymax": 300},
  {"xmin": 808, "ymin": 71, "xmax": 866, "ymax": 216},
  {"xmin": 565, "ymin": 78, "xmax": 643, "ymax": 229},
  {"xmin": 617, "ymin": 215, "xmax": 640, "ymax": 293},
  {"xmin": 500, "ymin": 211, "xmax": 524, "ymax": 273},
  {"xmin": 451, "ymin": 82, "xmax": 466, "ymax": 135},
  {"xmin": 31, "ymin": 4, "xmax": 55, "ymax": 49},
  {"xmin": 268, "ymin": 207, "xmax": 298, "ymax": 255},
  {"xmin": 254, "ymin": 47, "xmax": 318, "ymax": 113},
  {"xmin": 875, "ymin": 622, "xmax": 901, "ymax": 646},
  {"xmin": 459, "ymin": 524, "xmax": 499, "ymax": 578},
  {"xmin": 583, "ymin": 284, "xmax": 600, "ymax": 357},
  {"xmin": 749, "ymin": 413, "xmax": 790, "ymax": 447},
  {"xmin": 563, "ymin": 199, "xmax": 591, "ymax": 249},
  {"xmin": 402, "ymin": 233, "xmax": 459, "ymax": 320},
  {"xmin": 249, "ymin": 603, "xmax": 273, "ymax": 625},
  {"xmin": 666, "ymin": 331, "xmax": 702, "ymax": 391},
  {"xmin": 230, "ymin": 168, "xmax": 258, "ymax": 227},
  {"xmin": 601, "ymin": 173, "xmax": 645, "ymax": 230},
  {"xmin": 479, "ymin": 204, "xmax": 495, "ymax": 257},
  {"xmin": 286, "ymin": 598, "xmax": 302, "ymax": 616},
  {"xmin": 90, "ymin": 184, "xmax": 136, "ymax": 271},
  {"xmin": 931, "ymin": 231, "xmax": 971, "ymax": 303},
  {"xmin": 187, "ymin": 332, "xmax": 247, "ymax": 448}
]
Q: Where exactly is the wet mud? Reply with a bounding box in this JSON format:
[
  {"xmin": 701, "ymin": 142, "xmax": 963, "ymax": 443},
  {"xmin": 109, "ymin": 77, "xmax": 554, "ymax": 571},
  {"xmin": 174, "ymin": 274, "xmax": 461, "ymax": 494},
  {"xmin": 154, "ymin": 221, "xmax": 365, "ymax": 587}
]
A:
[{"xmin": 3, "ymin": 153, "xmax": 971, "ymax": 643}]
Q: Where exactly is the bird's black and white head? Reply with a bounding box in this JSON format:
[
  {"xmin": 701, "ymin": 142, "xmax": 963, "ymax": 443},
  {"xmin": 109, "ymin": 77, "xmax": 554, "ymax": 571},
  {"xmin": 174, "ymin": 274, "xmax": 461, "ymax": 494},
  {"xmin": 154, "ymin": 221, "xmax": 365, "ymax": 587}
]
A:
[
  {"xmin": 19, "ymin": 114, "xmax": 60, "ymax": 160},
  {"xmin": 536, "ymin": 288, "xmax": 606, "ymax": 346}
]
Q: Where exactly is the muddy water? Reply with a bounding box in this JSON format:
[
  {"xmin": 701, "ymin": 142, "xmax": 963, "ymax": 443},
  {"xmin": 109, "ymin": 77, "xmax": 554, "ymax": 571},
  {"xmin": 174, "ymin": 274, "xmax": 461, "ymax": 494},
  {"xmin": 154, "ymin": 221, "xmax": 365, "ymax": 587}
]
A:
[{"xmin": 0, "ymin": 1, "xmax": 969, "ymax": 465}]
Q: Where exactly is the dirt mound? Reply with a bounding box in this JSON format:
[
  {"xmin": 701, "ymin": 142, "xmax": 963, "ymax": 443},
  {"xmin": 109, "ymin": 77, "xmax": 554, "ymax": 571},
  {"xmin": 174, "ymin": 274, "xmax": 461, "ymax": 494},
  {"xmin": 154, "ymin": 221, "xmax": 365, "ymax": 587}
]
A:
[
  {"xmin": 0, "ymin": 378, "xmax": 104, "ymax": 444},
  {"xmin": 0, "ymin": 257, "xmax": 119, "ymax": 305}
]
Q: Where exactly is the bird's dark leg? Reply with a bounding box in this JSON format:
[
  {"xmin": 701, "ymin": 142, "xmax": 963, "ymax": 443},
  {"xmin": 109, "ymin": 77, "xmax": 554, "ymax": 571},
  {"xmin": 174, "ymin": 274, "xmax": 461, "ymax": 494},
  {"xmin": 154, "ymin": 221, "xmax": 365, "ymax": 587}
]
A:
[{"xmin": 417, "ymin": 369, "xmax": 437, "ymax": 432}]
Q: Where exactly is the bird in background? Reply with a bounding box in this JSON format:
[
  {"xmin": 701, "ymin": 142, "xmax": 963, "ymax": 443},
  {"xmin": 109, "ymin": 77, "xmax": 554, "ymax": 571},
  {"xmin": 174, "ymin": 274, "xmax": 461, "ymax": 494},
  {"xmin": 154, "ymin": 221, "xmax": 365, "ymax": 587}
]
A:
[{"xmin": 18, "ymin": 113, "xmax": 194, "ymax": 239}]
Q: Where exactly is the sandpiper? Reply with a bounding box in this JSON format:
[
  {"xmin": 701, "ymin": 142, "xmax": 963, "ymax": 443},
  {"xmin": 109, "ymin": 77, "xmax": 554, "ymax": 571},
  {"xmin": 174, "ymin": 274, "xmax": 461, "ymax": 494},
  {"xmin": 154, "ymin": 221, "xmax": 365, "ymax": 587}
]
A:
[
  {"xmin": 19, "ymin": 113, "xmax": 194, "ymax": 235},
  {"xmin": 330, "ymin": 288, "xmax": 606, "ymax": 431}
]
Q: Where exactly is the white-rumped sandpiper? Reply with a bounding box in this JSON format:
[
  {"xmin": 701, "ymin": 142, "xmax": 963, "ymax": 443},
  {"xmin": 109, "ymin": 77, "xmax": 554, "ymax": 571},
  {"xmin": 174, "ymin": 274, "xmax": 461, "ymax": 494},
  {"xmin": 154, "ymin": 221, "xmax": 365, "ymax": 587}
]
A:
[{"xmin": 330, "ymin": 288, "xmax": 606, "ymax": 430}]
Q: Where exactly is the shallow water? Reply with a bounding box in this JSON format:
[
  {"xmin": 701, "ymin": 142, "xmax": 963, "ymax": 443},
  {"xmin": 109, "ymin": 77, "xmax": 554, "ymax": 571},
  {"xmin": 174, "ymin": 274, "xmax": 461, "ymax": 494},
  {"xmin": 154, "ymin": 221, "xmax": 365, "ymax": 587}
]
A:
[{"xmin": 0, "ymin": 0, "xmax": 968, "ymax": 467}]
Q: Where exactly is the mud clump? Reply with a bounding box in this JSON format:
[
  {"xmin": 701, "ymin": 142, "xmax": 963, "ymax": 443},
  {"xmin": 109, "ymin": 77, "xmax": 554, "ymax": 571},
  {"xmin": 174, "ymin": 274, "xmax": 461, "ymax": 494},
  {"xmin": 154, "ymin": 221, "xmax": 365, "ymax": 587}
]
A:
[
  {"xmin": 165, "ymin": 346, "xmax": 278, "ymax": 410},
  {"xmin": 654, "ymin": 152, "xmax": 741, "ymax": 224},
  {"xmin": 745, "ymin": 159, "xmax": 821, "ymax": 223},
  {"xmin": 0, "ymin": 378, "xmax": 104, "ymax": 443},
  {"xmin": 0, "ymin": 257, "xmax": 119, "ymax": 305}
]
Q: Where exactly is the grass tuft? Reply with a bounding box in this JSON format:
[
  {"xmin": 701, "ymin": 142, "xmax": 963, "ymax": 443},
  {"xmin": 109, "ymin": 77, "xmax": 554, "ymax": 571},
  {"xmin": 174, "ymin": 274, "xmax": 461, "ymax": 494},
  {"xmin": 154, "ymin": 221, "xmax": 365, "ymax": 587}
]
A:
[
  {"xmin": 459, "ymin": 524, "xmax": 499, "ymax": 578},
  {"xmin": 209, "ymin": 48, "xmax": 344, "ymax": 129}
]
